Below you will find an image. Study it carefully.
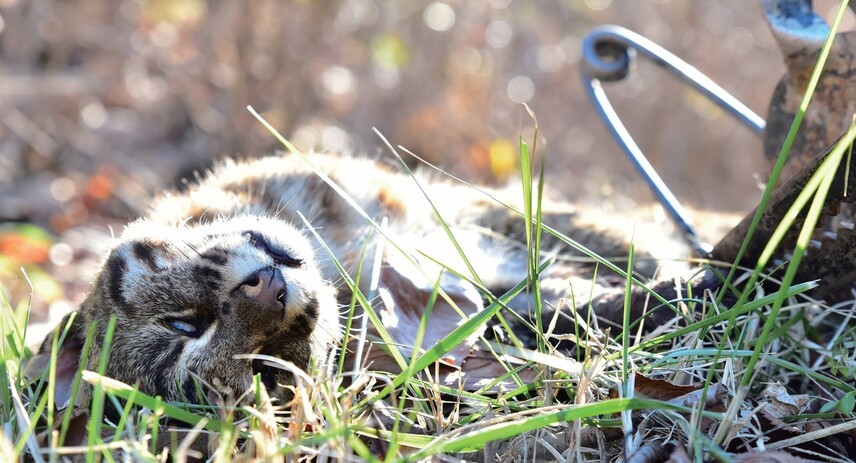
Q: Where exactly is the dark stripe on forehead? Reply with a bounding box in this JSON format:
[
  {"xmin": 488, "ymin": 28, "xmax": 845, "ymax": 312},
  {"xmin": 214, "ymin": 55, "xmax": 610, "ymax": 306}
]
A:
[
  {"xmin": 132, "ymin": 241, "xmax": 159, "ymax": 270},
  {"xmin": 105, "ymin": 251, "xmax": 128, "ymax": 305},
  {"xmin": 193, "ymin": 265, "xmax": 223, "ymax": 291},
  {"xmin": 201, "ymin": 248, "xmax": 228, "ymax": 266}
]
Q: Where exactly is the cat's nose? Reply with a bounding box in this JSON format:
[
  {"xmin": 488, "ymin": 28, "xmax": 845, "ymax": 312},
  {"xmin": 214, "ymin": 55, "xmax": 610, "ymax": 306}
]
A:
[{"xmin": 239, "ymin": 267, "xmax": 286, "ymax": 311}]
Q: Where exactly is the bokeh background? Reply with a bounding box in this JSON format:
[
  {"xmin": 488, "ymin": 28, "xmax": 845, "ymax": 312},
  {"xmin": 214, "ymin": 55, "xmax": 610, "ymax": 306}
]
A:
[{"xmin": 1, "ymin": 0, "xmax": 854, "ymax": 323}]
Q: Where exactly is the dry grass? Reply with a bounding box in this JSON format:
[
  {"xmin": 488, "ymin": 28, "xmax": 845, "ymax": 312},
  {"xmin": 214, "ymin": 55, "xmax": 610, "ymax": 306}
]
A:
[
  {"xmin": 2, "ymin": 1, "xmax": 856, "ymax": 461},
  {"xmin": 4, "ymin": 122, "xmax": 856, "ymax": 460}
]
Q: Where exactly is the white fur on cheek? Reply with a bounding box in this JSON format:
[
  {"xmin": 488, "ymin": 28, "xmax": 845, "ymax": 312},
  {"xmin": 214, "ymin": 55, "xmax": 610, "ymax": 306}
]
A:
[{"xmin": 179, "ymin": 322, "xmax": 218, "ymax": 372}]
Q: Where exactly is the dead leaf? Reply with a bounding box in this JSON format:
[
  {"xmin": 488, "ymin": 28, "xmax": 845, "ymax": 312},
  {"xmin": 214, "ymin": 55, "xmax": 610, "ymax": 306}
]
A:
[
  {"xmin": 634, "ymin": 374, "xmax": 698, "ymax": 401},
  {"xmin": 633, "ymin": 373, "xmax": 729, "ymax": 409},
  {"xmin": 347, "ymin": 254, "xmax": 485, "ymax": 378},
  {"xmin": 444, "ymin": 344, "xmax": 539, "ymax": 393},
  {"xmin": 374, "ymin": 257, "xmax": 484, "ymax": 367},
  {"xmin": 761, "ymin": 383, "xmax": 810, "ymax": 419}
]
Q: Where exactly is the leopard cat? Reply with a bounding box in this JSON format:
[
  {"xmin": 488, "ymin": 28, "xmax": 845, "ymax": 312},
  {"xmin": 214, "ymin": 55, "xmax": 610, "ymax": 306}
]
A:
[{"xmin": 27, "ymin": 152, "xmax": 710, "ymax": 409}]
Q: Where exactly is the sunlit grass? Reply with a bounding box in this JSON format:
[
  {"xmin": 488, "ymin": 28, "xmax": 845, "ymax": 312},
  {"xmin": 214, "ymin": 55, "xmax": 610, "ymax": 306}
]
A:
[
  {"xmin": 5, "ymin": 116, "xmax": 851, "ymax": 460},
  {"xmin": 3, "ymin": 1, "xmax": 855, "ymax": 459}
]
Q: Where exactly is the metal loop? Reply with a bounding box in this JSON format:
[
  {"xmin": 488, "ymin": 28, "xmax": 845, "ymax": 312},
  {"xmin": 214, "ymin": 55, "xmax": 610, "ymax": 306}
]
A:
[
  {"xmin": 581, "ymin": 33, "xmax": 632, "ymax": 82},
  {"xmin": 582, "ymin": 26, "xmax": 765, "ymax": 135},
  {"xmin": 580, "ymin": 25, "xmax": 767, "ymax": 256}
]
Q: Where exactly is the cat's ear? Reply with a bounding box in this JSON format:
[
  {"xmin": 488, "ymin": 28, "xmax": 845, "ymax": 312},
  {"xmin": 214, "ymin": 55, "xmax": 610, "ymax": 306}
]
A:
[{"xmin": 25, "ymin": 312, "xmax": 87, "ymax": 408}]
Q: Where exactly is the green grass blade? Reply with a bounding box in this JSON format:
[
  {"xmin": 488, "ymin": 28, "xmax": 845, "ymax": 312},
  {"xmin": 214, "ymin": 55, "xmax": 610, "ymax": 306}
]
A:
[
  {"xmin": 357, "ymin": 263, "xmax": 549, "ymax": 410},
  {"xmin": 621, "ymin": 244, "xmax": 634, "ymax": 397},
  {"xmin": 297, "ymin": 212, "xmax": 408, "ymax": 371},
  {"xmin": 58, "ymin": 321, "xmax": 97, "ymax": 447},
  {"xmin": 721, "ymin": 0, "xmax": 852, "ymax": 301},
  {"xmin": 392, "ymin": 149, "xmax": 679, "ymax": 311},
  {"xmin": 81, "ymin": 371, "xmax": 233, "ymax": 435},
  {"xmin": 621, "ymin": 280, "xmax": 815, "ymax": 358},
  {"xmin": 406, "ymin": 398, "xmax": 722, "ymax": 459},
  {"xmin": 741, "ymin": 124, "xmax": 856, "ymax": 389},
  {"xmin": 86, "ymin": 316, "xmax": 116, "ymax": 463},
  {"xmin": 372, "ymin": 128, "xmax": 486, "ymax": 289}
]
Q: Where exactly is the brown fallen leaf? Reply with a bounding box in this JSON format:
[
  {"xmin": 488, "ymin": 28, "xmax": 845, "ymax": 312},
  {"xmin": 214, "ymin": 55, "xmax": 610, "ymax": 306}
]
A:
[
  {"xmin": 634, "ymin": 373, "xmax": 698, "ymax": 401},
  {"xmin": 633, "ymin": 373, "xmax": 728, "ymax": 408},
  {"xmin": 345, "ymin": 254, "xmax": 486, "ymax": 383},
  {"xmin": 761, "ymin": 383, "xmax": 810, "ymax": 419},
  {"xmin": 375, "ymin": 258, "xmax": 484, "ymax": 367},
  {"xmin": 444, "ymin": 343, "xmax": 539, "ymax": 393}
]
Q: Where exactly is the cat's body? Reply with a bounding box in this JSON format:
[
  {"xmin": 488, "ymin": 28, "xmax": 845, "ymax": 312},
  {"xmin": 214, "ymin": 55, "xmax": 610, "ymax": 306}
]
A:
[{"xmin": 29, "ymin": 152, "xmax": 699, "ymax": 408}]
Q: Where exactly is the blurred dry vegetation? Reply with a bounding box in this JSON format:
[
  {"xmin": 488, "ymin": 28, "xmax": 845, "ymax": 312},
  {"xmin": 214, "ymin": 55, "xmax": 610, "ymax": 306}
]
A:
[{"xmin": 0, "ymin": 0, "xmax": 853, "ymax": 322}]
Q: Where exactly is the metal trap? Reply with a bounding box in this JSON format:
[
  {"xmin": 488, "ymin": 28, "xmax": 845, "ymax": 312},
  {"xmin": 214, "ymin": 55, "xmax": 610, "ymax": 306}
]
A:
[{"xmin": 580, "ymin": 0, "xmax": 856, "ymax": 300}]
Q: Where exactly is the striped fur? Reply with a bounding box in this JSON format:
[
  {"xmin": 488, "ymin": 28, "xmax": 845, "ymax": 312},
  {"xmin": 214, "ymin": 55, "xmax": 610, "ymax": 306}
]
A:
[{"xmin": 31, "ymin": 152, "xmax": 682, "ymax": 407}]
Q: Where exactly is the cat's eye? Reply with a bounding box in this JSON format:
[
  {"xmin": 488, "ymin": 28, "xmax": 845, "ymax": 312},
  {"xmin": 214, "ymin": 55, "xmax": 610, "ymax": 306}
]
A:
[
  {"xmin": 166, "ymin": 319, "xmax": 198, "ymax": 336},
  {"xmin": 243, "ymin": 231, "xmax": 304, "ymax": 268}
]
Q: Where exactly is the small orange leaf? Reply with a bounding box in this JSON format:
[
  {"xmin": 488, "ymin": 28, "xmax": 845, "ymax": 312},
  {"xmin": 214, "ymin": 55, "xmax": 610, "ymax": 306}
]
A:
[
  {"xmin": 634, "ymin": 373, "xmax": 699, "ymax": 401},
  {"xmin": 86, "ymin": 168, "xmax": 116, "ymax": 200},
  {"xmin": 0, "ymin": 230, "xmax": 52, "ymax": 264}
]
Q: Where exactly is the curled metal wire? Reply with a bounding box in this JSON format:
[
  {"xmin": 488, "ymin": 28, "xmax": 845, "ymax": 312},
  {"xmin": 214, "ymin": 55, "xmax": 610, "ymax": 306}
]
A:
[{"xmin": 580, "ymin": 25, "xmax": 766, "ymax": 256}]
